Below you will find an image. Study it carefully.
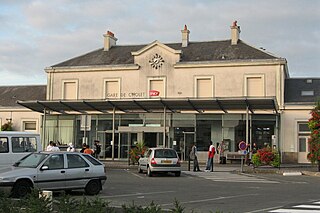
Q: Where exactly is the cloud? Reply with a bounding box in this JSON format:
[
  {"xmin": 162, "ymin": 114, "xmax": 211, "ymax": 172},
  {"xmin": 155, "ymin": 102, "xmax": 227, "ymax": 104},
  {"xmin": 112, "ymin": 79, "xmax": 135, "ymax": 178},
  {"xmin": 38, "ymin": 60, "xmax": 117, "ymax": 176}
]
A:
[{"xmin": 0, "ymin": 0, "xmax": 319, "ymax": 85}]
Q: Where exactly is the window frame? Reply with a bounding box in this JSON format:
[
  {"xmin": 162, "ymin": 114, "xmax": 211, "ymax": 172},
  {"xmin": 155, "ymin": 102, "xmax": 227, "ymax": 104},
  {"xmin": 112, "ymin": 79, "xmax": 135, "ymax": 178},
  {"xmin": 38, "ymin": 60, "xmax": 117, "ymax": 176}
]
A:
[
  {"xmin": 103, "ymin": 78, "xmax": 121, "ymax": 99},
  {"xmin": 194, "ymin": 76, "xmax": 214, "ymax": 98},
  {"xmin": 244, "ymin": 74, "xmax": 265, "ymax": 97},
  {"xmin": 62, "ymin": 79, "xmax": 79, "ymax": 100}
]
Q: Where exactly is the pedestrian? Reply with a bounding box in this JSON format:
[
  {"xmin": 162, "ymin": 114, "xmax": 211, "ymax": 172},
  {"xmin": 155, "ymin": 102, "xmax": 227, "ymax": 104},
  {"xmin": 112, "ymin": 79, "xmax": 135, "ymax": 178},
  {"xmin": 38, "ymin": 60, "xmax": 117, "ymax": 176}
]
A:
[
  {"xmin": 94, "ymin": 140, "xmax": 101, "ymax": 159},
  {"xmin": 205, "ymin": 141, "xmax": 215, "ymax": 172},
  {"xmin": 67, "ymin": 143, "xmax": 75, "ymax": 152},
  {"xmin": 190, "ymin": 142, "xmax": 201, "ymax": 172},
  {"xmin": 84, "ymin": 144, "xmax": 94, "ymax": 156},
  {"xmin": 50, "ymin": 142, "xmax": 60, "ymax": 152},
  {"xmin": 46, "ymin": 141, "xmax": 53, "ymax": 151},
  {"xmin": 80, "ymin": 143, "xmax": 87, "ymax": 153}
]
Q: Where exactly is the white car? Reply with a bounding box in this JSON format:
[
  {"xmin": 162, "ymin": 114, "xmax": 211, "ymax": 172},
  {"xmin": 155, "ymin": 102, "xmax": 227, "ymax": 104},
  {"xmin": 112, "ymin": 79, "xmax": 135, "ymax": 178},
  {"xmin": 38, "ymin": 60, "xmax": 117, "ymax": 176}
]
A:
[
  {"xmin": 138, "ymin": 148, "xmax": 181, "ymax": 177},
  {"xmin": 0, "ymin": 152, "xmax": 107, "ymax": 197}
]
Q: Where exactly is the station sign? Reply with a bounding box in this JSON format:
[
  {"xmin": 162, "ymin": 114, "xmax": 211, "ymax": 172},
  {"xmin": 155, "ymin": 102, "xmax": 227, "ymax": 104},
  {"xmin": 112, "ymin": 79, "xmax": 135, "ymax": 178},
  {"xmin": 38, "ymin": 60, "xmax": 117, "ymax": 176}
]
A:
[{"xmin": 149, "ymin": 90, "xmax": 160, "ymax": 96}]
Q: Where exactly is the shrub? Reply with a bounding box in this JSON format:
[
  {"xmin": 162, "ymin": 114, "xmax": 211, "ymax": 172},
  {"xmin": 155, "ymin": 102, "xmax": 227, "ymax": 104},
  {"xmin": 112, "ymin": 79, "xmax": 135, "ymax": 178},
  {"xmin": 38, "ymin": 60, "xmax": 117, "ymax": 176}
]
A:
[
  {"xmin": 307, "ymin": 101, "xmax": 320, "ymax": 171},
  {"xmin": 129, "ymin": 141, "xmax": 148, "ymax": 164},
  {"xmin": 252, "ymin": 147, "xmax": 280, "ymax": 168}
]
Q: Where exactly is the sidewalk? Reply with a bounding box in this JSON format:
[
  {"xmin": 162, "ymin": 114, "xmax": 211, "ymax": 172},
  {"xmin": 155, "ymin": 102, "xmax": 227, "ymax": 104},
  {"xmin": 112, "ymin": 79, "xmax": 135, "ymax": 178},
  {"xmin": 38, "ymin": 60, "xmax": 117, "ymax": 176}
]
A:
[{"xmin": 102, "ymin": 160, "xmax": 320, "ymax": 177}]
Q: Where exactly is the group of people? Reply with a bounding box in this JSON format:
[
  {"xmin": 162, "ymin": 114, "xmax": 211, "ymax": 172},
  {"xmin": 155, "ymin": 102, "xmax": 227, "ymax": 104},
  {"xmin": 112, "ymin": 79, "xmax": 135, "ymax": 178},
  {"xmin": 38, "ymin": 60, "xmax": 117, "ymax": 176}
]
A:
[
  {"xmin": 189, "ymin": 141, "xmax": 215, "ymax": 172},
  {"xmin": 45, "ymin": 140, "xmax": 101, "ymax": 159}
]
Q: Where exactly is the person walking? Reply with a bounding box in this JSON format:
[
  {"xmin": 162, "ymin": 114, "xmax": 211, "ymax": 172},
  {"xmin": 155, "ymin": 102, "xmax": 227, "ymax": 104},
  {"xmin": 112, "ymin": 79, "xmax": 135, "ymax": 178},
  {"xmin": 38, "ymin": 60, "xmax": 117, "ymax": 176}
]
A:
[
  {"xmin": 46, "ymin": 141, "xmax": 53, "ymax": 151},
  {"xmin": 205, "ymin": 141, "xmax": 215, "ymax": 172},
  {"xmin": 190, "ymin": 142, "xmax": 201, "ymax": 172}
]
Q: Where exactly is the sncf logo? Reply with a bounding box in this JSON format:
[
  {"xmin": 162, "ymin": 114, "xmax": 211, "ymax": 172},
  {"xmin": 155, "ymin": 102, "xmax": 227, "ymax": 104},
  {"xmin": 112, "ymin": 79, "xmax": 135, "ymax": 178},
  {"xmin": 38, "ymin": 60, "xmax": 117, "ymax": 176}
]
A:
[{"xmin": 149, "ymin": 90, "xmax": 160, "ymax": 96}]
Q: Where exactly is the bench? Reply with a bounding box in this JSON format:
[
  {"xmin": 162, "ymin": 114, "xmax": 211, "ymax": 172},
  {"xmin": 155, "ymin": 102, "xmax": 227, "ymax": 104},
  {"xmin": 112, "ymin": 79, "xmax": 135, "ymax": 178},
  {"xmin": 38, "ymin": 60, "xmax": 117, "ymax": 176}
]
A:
[{"xmin": 225, "ymin": 153, "xmax": 246, "ymax": 163}]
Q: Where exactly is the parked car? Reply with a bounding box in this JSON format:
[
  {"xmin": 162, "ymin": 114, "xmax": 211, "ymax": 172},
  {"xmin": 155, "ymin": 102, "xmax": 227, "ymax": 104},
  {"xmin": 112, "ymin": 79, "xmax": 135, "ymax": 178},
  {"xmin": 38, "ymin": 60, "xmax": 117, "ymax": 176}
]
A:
[
  {"xmin": 0, "ymin": 151, "xmax": 107, "ymax": 197},
  {"xmin": 138, "ymin": 148, "xmax": 181, "ymax": 177}
]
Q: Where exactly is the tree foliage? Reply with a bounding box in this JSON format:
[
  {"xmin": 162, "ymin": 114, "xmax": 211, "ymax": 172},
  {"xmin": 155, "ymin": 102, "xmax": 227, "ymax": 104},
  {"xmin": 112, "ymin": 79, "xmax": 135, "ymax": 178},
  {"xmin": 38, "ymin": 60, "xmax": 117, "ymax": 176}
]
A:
[{"xmin": 307, "ymin": 101, "xmax": 320, "ymax": 165}]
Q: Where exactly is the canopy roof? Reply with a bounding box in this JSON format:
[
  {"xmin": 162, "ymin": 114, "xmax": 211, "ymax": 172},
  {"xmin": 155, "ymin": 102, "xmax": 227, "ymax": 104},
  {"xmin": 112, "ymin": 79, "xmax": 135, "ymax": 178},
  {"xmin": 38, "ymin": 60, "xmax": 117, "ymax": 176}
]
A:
[{"xmin": 17, "ymin": 97, "xmax": 278, "ymax": 114}]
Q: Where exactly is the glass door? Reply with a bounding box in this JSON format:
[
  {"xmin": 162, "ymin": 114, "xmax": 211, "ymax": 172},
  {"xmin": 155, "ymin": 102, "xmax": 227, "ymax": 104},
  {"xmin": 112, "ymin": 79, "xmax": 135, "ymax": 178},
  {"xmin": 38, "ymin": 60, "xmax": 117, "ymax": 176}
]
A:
[{"xmin": 298, "ymin": 136, "xmax": 309, "ymax": 163}]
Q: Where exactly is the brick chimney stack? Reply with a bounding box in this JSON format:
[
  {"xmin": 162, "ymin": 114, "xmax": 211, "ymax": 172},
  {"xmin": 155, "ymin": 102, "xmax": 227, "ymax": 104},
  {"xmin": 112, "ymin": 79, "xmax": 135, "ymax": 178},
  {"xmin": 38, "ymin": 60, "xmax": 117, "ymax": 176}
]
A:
[
  {"xmin": 230, "ymin": 21, "xmax": 241, "ymax": 45},
  {"xmin": 103, "ymin": 30, "xmax": 118, "ymax": 51},
  {"xmin": 181, "ymin": 25, "xmax": 190, "ymax": 47}
]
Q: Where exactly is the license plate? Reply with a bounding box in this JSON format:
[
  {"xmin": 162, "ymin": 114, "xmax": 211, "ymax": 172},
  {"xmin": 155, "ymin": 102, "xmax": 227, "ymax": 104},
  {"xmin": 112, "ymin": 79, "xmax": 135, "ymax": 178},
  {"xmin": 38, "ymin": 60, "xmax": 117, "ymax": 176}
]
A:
[{"xmin": 161, "ymin": 160, "xmax": 172, "ymax": 163}]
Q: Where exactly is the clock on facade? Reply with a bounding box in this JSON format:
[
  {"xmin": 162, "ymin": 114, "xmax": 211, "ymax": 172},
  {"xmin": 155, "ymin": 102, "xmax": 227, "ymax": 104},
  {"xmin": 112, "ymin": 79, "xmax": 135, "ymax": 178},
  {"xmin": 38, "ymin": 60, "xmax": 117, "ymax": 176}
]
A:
[{"xmin": 149, "ymin": 54, "xmax": 164, "ymax": 69}]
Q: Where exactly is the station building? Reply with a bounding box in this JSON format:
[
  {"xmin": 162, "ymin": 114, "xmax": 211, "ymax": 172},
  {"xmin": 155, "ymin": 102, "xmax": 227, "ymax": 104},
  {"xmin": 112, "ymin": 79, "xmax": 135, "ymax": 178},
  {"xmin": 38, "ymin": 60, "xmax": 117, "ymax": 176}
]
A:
[{"xmin": 15, "ymin": 22, "xmax": 319, "ymax": 163}]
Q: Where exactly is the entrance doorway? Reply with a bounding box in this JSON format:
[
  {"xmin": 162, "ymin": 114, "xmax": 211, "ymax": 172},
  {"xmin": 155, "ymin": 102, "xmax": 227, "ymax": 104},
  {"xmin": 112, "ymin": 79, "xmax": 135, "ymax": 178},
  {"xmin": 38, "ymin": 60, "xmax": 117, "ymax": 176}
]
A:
[{"xmin": 298, "ymin": 136, "xmax": 309, "ymax": 163}]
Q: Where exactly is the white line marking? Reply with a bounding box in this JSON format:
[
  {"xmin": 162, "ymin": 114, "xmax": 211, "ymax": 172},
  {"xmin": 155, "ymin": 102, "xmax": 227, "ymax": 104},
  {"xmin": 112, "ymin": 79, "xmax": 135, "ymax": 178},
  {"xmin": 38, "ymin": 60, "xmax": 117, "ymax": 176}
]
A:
[
  {"xmin": 245, "ymin": 205, "xmax": 283, "ymax": 213},
  {"xmin": 269, "ymin": 209, "xmax": 320, "ymax": 212},
  {"xmin": 100, "ymin": 191, "xmax": 175, "ymax": 198},
  {"xmin": 160, "ymin": 193, "xmax": 258, "ymax": 206},
  {"xmin": 294, "ymin": 205, "xmax": 320, "ymax": 209}
]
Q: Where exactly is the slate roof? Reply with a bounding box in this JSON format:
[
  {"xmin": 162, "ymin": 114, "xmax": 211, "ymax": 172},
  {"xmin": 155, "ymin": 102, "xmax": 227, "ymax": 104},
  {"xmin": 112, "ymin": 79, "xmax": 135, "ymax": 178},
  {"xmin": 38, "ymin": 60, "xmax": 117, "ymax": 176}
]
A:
[
  {"xmin": 285, "ymin": 78, "xmax": 320, "ymax": 103},
  {"xmin": 52, "ymin": 40, "xmax": 279, "ymax": 67},
  {"xmin": 0, "ymin": 85, "xmax": 46, "ymax": 107}
]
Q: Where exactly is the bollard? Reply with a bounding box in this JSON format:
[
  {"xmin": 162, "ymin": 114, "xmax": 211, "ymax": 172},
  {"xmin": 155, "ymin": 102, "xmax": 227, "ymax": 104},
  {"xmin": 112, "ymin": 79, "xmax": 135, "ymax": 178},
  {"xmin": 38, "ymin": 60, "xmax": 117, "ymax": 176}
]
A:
[{"xmin": 40, "ymin": 190, "xmax": 53, "ymax": 210}]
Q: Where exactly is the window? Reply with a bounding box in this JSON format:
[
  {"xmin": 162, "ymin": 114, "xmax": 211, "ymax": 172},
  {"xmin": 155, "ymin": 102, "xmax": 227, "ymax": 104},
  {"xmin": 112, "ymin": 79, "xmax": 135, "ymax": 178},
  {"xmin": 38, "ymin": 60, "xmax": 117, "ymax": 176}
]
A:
[
  {"xmin": 299, "ymin": 138, "xmax": 307, "ymax": 152},
  {"xmin": 0, "ymin": 137, "xmax": 8, "ymax": 153},
  {"xmin": 149, "ymin": 78, "xmax": 165, "ymax": 98},
  {"xmin": 67, "ymin": 154, "xmax": 89, "ymax": 168},
  {"xmin": 245, "ymin": 75, "xmax": 264, "ymax": 96},
  {"xmin": 83, "ymin": 155, "xmax": 103, "ymax": 166},
  {"xmin": 104, "ymin": 79, "xmax": 120, "ymax": 98},
  {"xmin": 12, "ymin": 137, "xmax": 37, "ymax": 153},
  {"xmin": 63, "ymin": 81, "xmax": 77, "ymax": 100},
  {"xmin": 298, "ymin": 123, "xmax": 309, "ymax": 133},
  {"xmin": 23, "ymin": 121, "xmax": 37, "ymax": 131},
  {"xmin": 301, "ymin": 90, "xmax": 314, "ymax": 96},
  {"xmin": 44, "ymin": 154, "xmax": 64, "ymax": 170},
  {"xmin": 195, "ymin": 77, "xmax": 213, "ymax": 98}
]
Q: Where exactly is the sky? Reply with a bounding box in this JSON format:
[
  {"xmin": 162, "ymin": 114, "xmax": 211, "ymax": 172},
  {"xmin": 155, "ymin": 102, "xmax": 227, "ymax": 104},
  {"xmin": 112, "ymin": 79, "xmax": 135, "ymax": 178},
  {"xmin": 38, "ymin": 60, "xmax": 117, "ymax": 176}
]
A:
[{"xmin": 0, "ymin": 0, "xmax": 319, "ymax": 86}]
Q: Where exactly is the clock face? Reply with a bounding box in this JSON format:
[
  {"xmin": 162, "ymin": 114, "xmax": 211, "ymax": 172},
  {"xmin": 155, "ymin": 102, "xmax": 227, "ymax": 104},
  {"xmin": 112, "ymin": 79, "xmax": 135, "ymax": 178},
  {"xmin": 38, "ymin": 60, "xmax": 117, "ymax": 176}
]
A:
[{"xmin": 149, "ymin": 54, "xmax": 164, "ymax": 69}]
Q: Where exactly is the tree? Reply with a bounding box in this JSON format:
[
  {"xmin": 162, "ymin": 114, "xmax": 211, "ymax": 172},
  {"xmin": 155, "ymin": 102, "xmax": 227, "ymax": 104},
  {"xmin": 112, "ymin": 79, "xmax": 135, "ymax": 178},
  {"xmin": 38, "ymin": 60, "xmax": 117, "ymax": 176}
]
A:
[
  {"xmin": 1, "ymin": 120, "xmax": 13, "ymax": 131},
  {"xmin": 307, "ymin": 101, "xmax": 320, "ymax": 171}
]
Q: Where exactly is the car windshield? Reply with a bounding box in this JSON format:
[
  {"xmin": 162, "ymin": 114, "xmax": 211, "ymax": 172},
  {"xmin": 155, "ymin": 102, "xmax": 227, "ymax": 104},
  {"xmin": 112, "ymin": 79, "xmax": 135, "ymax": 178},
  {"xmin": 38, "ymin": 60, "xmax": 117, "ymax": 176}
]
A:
[
  {"xmin": 14, "ymin": 153, "xmax": 49, "ymax": 168},
  {"xmin": 154, "ymin": 149, "xmax": 177, "ymax": 158}
]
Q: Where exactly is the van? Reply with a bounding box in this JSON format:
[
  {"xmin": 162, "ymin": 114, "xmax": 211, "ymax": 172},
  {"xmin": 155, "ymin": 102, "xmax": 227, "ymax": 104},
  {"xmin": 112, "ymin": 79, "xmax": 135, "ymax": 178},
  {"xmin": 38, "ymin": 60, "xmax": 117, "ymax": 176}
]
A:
[{"xmin": 0, "ymin": 131, "xmax": 42, "ymax": 168}]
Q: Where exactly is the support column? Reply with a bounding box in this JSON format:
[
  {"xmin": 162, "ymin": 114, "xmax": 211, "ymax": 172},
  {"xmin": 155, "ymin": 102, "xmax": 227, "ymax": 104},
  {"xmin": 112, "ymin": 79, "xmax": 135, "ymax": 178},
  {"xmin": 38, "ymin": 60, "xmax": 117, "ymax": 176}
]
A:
[
  {"xmin": 112, "ymin": 107, "xmax": 115, "ymax": 161},
  {"xmin": 42, "ymin": 108, "xmax": 47, "ymax": 148},
  {"xmin": 163, "ymin": 106, "xmax": 166, "ymax": 147},
  {"xmin": 246, "ymin": 106, "xmax": 249, "ymax": 148}
]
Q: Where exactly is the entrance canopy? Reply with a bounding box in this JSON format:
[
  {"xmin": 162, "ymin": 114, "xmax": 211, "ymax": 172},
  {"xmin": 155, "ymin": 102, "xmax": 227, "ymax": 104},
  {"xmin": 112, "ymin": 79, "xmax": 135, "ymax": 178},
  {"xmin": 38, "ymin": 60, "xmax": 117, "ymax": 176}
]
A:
[{"xmin": 17, "ymin": 97, "xmax": 278, "ymax": 114}]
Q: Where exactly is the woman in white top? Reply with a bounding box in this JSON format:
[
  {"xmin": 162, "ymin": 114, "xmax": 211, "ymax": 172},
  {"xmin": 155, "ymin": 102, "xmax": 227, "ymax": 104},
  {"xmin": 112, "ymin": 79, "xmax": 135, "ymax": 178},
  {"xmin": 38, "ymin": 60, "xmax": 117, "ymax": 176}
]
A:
[{"xmin": 50, "ymin": 142, "xmax": 60, "ymax": 151}]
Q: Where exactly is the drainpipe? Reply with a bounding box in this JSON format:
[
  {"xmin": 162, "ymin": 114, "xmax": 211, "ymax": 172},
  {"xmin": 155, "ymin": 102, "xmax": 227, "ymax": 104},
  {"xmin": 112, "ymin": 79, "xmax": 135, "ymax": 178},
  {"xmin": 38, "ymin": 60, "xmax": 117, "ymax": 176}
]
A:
[
  {"xmin": 163, "ymin": 106, "xmax": 166, "ymax": 147},
  {"xmin": 112, "ymin": 107, "xmax": 115, "ymax": 161}
]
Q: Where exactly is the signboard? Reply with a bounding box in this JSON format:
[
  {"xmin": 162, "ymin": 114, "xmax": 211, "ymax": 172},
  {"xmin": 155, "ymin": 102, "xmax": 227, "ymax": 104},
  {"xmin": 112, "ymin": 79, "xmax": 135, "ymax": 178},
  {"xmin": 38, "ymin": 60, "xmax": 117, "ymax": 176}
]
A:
[
  {"xmin": 149, "ymin": 90, "xmax": 160, "ymax": 96},
  {"xmin": 238, "ymin": 141, "xmax": 247, "ymax": 151}
]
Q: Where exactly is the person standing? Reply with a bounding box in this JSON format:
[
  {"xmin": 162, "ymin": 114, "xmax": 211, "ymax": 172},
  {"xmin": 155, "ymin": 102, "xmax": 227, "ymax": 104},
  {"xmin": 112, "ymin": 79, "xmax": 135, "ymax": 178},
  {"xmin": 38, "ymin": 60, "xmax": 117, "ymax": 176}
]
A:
[
  {"xmin": 80, "ymin": 143, "xmax": 87, "ymax": 153},
  {"xmin": 67, "ymin": 143, "xmax": 75, "ymax": 152},
  {"xmin": 205, "ymin": 141, "xmax": 215, "ymax": 172},
  {"xmin": 46, "ymin": 141, "xmax": 53, "ymax": 151},
  {"xmin": 84, "ymin": 144, "xmax": 94, "ymax": 156},
  {"xmin": 50, "ymin": 142, "xmax": 60, "ymax": 152},
  {"xmin": 94, "ymin": 140, "xmax": 101, "ymax": 159},
  {"xmin": 190, "ymin": 142, "xmax": 201, "ymax": 172}
]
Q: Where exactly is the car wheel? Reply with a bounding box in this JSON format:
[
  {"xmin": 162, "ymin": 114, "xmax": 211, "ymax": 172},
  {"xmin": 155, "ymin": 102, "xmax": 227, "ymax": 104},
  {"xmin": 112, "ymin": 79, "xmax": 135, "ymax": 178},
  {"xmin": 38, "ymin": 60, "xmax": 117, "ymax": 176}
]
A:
[
  {"xmin": 175, "ymin": 171, "xmax": 181, "ymax": 177},
  {"xmin": 85, "ymin": 180, "xmax": 101, "ymax": 195},
  {"xmin": 147, "ymin": 166, "xmax": 153, "ymax": 177},
  {"xmin": 12, "ymin": 180, "xmax": 32, "ymax": 198}
]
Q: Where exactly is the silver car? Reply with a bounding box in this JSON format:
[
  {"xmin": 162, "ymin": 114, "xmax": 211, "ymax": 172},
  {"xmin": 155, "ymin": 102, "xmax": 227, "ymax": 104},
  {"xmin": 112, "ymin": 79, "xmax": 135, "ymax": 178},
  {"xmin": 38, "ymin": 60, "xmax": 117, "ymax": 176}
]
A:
[
  {"xmin": 138, "ymin": 148, "xmax": 181, "ymax": 177},
  {"xmin": 0, "ymin": 152, "xmax": 107, "ymax": 197}
]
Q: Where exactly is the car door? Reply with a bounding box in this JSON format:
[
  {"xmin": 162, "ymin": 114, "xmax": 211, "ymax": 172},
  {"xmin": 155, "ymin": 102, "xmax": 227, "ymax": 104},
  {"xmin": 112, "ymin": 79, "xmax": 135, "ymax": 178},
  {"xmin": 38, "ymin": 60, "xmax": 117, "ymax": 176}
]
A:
[
  {"xmin": 139, "ymin": 149, "xmax": 152, "ymax": 171},
  {"xmin": 36, "ymin": 153, "xmax": 66, "ymax": 190},
  {"xmin": 65, "ymin": 153, "xmax": 91, "ymax": 189}
]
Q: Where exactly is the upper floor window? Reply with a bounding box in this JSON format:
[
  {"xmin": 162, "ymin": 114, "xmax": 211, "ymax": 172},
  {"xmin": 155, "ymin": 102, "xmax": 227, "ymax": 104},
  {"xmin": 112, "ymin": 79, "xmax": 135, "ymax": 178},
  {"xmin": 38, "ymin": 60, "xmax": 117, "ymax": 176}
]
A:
[
  {"xmin": 23, "ymin": 121, "xmax": 37, "ymax": 131},
  {"xmin": 62, "ymin": 80, "xmax": 78, "ymax": 100},
  {"xmin": 104, "ymin": 79, "xmax": 120, "ymax": 99},
  {"xmin": 148, "ymin": 78, "xmax": 166, "ymax": 98},
  {"xmin": 195, "ymin": 76, "xmax": 214, "ymax": 98},
  {"xmin": 301, "ymin": 90, "xmax": 314, "ymax": 96},
  {"xmin": 245, "ymin": 75, "xmax": 265, "ymax": 97}
]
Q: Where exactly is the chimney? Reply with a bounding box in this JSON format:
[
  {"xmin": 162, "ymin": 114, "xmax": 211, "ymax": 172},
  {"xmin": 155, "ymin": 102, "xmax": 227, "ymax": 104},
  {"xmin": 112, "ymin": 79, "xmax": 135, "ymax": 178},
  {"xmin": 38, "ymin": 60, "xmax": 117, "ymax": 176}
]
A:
[
  {"xmin": 230, "ymin": 21, "xmax": 241, "ymax": 45},
  {"xmin": 103, "ymin": 31, "xmax": 117, "ymax": 51},
  {"xmin": 181, "ymin": 25, "xmax": 190, "ymax": 47}
]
